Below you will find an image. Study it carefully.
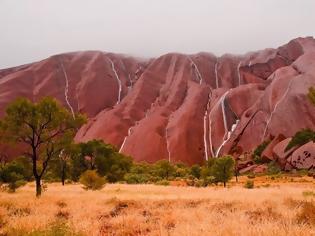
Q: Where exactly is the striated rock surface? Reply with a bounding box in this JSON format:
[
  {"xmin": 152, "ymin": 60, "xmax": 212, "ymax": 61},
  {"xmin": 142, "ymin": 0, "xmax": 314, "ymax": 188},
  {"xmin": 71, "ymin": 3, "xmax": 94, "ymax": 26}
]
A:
[{"xmin": 1, "ymin": 37, "xmax": 315, "ymax": 164}]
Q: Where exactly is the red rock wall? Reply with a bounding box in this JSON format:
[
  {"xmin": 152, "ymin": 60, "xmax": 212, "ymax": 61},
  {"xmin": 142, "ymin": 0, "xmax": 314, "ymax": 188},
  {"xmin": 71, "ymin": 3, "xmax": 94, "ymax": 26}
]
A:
[{"xmin": 1, "ymin": 37, "xmax": 315, "ymax": 164}]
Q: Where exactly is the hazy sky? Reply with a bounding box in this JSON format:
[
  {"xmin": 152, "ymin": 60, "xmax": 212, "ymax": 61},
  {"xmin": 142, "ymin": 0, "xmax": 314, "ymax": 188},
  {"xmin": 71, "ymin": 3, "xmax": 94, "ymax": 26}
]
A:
[{"xmin": 1, "ymin": 0, "xmax": 315, "ymax": 69}]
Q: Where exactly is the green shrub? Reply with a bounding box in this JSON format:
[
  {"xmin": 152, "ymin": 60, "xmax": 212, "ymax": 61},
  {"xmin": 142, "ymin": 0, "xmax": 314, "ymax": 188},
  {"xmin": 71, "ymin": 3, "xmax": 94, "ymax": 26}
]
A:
[
  {"xmin": 190, "ymin": 164, "xmax": 201, "ymax": 179},
  {"xmin": 0, "ymin": 162, "xmax": 28, "ymax": 193},
  {"xmin": 8, "ymin": 179, "xmax": 27, "ymax": 193},
  {"xmin": 79, "ymin": 170, "xmax": 106, "ymax": 190},
  {"xmin": 267, "ymin": 161, "xmax": 281, "ymax": 175},
  {"xmin": 252, "ymin": 140, "xmax": 270, "ymax": 163},
  {"xmin": 155, "ymin": 180, "xmax": 170, "ymax": 186},
  {"xmin": 247, "ymin": 173, "xmax": 256, "ymax": 179},
  {"xmin": 302, "ymin": 191, "xmax": 315, "ymax": 197},
  {"xmin": 124, "ymin": 173, "xmax": 150, "ymax": 184},
  {"xmin": 202, "ymin": 176, "xmax": 216, "ymax": 186},
  {"xmin": 253, "ymin": 155, "xmax": 264, "ymax": 164},
  {"xmin": 285, "ymin": 128, "xmax": 315, "ymax": 152},
  {"xmin": 244, "ymin": 180, "xmax": 254, "ymax": 189},
  {"xmin": 152, "ymin": 160, "xmax": 175, "ymax": 180}
]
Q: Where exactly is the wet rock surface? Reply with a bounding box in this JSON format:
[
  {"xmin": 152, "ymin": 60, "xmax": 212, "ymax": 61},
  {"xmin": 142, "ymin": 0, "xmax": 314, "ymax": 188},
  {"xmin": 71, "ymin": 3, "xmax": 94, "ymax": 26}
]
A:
[{"xmin": 1, "ymin": 37, "xmax": 315, "ymax": 164}]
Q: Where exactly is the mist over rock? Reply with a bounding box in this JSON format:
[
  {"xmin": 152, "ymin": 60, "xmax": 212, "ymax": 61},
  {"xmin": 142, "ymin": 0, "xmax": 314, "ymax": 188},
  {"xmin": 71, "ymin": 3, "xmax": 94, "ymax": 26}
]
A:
[{"xmin": 1, "ymin": 37, "xmax": 315, "ymax": 164}]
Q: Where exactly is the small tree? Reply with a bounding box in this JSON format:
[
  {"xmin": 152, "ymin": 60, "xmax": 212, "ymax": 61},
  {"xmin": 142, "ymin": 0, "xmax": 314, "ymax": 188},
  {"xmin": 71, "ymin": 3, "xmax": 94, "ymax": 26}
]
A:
[
  {"xmin": 211, "ymin": 156, "xmax": 235, "ymax": 187},
  {"xmin": 0, "ymin": 97, "xmax": 85, "ymax": 196}
]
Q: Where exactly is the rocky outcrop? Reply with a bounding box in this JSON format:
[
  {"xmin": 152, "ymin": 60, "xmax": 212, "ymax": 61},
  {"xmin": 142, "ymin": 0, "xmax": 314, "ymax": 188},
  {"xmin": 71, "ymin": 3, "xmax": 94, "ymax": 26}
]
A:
[{"xmin": 1, "ymin": 37, "xmax": 315, "ymax": 164}]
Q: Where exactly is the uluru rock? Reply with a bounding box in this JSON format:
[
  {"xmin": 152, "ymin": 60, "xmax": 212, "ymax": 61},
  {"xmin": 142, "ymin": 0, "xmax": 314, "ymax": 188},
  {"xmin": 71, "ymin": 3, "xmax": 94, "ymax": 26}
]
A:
[{"xmin": 1, "ymin": 37, "xmax": 315, "ymax": 164}]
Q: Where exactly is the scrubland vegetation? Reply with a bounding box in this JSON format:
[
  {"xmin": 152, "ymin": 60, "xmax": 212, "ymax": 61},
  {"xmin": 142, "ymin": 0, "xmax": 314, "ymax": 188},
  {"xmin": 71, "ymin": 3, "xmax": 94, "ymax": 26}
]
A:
[
  {"xmin": 0, "ymin": 90, "xmax": 315, "ymax": 235},
  {"xmin": 1, "ymin": 177, "xmax": 315, "ymax": 235}
]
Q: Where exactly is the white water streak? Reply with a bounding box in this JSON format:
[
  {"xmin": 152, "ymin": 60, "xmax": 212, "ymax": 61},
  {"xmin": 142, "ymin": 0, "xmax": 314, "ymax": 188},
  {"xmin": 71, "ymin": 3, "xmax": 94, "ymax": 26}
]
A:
[
  {"xmin": 214, "ymin": 90, "xmax": 241, "ymax": 157},
  {"xmin": 165, "ymin": 127, "xmax": 171, "ymax": 162},
  {"xmin": 215, "ymin": 61, "xmax": 219, "ymax": 88},
  {"xmin": 208, "ymin": 92, "xmax": 229, "ymax": 158},
  {"xmin": 215, "ymin": 119, "xmax": 239, "ymax": 157},
  {"xmin": 119, "ymin": 127, "xmax": 132, "ymax": 153},
  {"xmin": 203, "ymin": 111, "xmax": 209, "ymax": 161},
  {"xmin": 237, "ymin": 61, "xmax": 242, "ymax": 86},
  {"xmin": 262, "ymin": 79, "xmax": 293, "ymax": 141},
  {"xmin": 60, "ymin": 60, "xmax": 75, "ymax": 119},
  {"xmin": 209, "ymin": 119, "xmax": 215, "ymax": 157},
  {"xmin": 128, "ymin": 74, "xmax": 133, "ymax": 92},
  {"xmin": 188, "ymin": 57, "xmax": 203, "ymax": 84},
  {"xmin": 108, "ymin": 58, "xmax": 122, "ymax": 104}
]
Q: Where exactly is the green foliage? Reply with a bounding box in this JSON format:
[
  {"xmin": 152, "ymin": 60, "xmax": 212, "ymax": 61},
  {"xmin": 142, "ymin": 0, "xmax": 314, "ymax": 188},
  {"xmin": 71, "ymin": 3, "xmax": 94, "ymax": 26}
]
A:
[
  {"xmin": 308, "ymin": 87, "xmax": 315, "ymax": 106},
  {"xmin": 79, "ymin": 170, "xmax": 106, "ymax": 190},
  {"xmin": 0, "ymin": 97, "xmax": 86, "ymax": 196},
  {"xmin": 0, "ymin": 157, "xmax": 31, "ymax": 192},
  {"xmin": 190, "ymin": 164, "xmax": 201, "ymax": 179},
  {"xmin": 253, "ymin": 155, "xmax": 263, "ymax": 164},
  {"xmin": 247, "ymin": 173, "xmax": 256, "ymax": 179},
  {"xmin": 124, "ymin": 173, "xmax": 150, "ymax": 184},
  {"xmin": 285, "ymin": 129, "xmax": 315, "ymax": 152},
  {"xmin": 252, "ymin": 140, "xmax": 270, "ymax": 163},
  {"xmin": 267, "ymin": 161, "xmax": 281, "ymax": 175},
  {"xmin": 210, "ymin": 156, "xmax": 235, "ymax": 187},
  {"xmin": 173, "ymin": 163, "xmax": 190, "ymax": 178},
  {"xmin": 244, "ymin": 180, "xmax": 254, "ymax": 189},
  {"xmin": 155, "ymin": 179, "xmax": 170, "ymax": 186},
  {"xmin": 67, "ymin": 140, "xmax": 132, "ymax": 183},
  {"xmin": 152, "ymin": 160, "xmax": 176, "ymax": 180},
  {"xmin": 105, "ymin": 153, "xmax": 133, "ymax": 182}
]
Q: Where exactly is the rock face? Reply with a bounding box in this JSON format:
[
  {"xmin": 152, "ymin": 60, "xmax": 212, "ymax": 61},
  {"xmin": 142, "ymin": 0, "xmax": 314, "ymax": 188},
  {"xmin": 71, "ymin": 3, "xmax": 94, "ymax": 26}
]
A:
[{"xmin": 1, "ymin": 37, "xmax": 315, "ymax": 165}]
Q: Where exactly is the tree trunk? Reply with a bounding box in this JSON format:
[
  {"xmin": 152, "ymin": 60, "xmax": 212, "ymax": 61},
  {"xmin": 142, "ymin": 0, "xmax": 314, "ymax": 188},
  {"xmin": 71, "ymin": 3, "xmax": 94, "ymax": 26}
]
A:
[
  {"xmin": 61, "ymin": 165, "xmax": 66, "ymax": 186},
  {"xmin": 223, "ymin": 181, "xmax": 226, "ymax": 188},
  {"xmin": 35, "ymin": 177, "xmax": 42, "ymax": 197}
]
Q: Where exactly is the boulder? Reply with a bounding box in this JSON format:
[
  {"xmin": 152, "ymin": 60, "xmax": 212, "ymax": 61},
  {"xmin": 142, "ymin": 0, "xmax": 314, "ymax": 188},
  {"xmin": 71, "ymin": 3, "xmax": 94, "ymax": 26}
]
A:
[
  {"xmin": 261, "ymin": 135, "xmax": 286, "ymax": 161},
  {"xmin": 287, "ymin": 142, "xmax": 315, "ymax": 170}
]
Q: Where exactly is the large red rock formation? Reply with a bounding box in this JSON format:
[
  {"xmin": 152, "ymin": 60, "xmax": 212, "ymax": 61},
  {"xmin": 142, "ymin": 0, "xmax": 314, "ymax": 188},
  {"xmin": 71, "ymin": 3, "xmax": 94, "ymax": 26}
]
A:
[{"xmin": 1, "ymin": 37, "xmax": 315, "ymax": 165}]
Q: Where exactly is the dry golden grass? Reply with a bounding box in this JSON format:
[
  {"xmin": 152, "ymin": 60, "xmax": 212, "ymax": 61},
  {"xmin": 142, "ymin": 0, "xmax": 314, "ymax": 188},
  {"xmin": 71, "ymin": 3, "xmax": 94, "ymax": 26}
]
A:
[{"xmin": 1, "ymin": 176, "xmax": 315, "ymax": 236}]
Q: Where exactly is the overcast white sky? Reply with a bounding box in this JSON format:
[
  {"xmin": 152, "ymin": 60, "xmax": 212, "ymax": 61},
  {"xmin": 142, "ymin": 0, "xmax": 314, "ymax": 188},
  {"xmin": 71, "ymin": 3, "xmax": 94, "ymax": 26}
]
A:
[{"xmin": 0, "ymin": 0, "xmax": 315, "ymax": 69}]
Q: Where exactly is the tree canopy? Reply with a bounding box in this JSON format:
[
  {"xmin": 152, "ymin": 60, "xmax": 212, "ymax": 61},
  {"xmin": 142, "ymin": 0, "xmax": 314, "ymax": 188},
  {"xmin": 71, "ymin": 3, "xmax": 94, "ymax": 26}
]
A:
[{"xmin": 0, "ymin": 97, "xmax": 86, "ymax": 196}]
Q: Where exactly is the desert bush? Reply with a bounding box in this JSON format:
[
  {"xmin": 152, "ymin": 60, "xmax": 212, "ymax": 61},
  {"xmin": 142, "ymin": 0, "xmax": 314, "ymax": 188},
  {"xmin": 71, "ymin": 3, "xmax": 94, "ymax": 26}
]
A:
[
  {"xmin": 0, "ymin": 162, "xmax": 27, "ymax": 192},
  {"xmin": 285, "ymin": 128, "xmax": 315, "ymax": 151},
  {"xmin": 8, "ymin": 179, "xmax": 27, "ymax": 193},
  {"xmin": 79, "ymin": 170, "xmax": 106, "ymax": 190},
  {"xmin": 296, "ymin": 201, "xmax": 315, "ymax": 225},
  {"xmin": 190, "ymin": 164, "xmax": 201, "ymax": 179},
  {"xmin": 244, "ymin": 180, "xmax": 254, "ymax": 189},
  {"xmin": 124, "ymin": 173, "xmax": 150, "ymax": 184},
  {"xmin": 267, "ymin": 161, "xmax": 281, "ymax": 175},
  {"xmin": 302, "ymin": 191, "xmax": 315, "ymax": 197},
  {"xmin": 252, "ymin": 140, "xmax": 270, "ymax": 163},
  {"xmin": 152, "ymin": 160, "xmax": 176, "ymax": 180},
  {"xmin": 155, "ymin": 180, "xmax": 170, "ymax": 186},
  {"xmin": 247, "ymin": 173, "xmax": 256, "ymax": 179}
]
